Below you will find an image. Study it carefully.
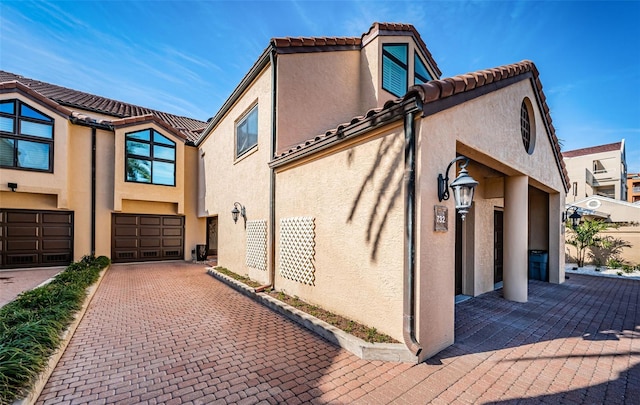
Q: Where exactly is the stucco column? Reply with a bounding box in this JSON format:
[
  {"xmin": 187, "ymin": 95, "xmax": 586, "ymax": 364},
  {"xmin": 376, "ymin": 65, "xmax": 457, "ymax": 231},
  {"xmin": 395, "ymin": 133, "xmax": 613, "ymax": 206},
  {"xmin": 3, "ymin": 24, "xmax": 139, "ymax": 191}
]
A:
[{"xmin": 503, "ymin": 175, "xmax": 528, "ymax": 302}]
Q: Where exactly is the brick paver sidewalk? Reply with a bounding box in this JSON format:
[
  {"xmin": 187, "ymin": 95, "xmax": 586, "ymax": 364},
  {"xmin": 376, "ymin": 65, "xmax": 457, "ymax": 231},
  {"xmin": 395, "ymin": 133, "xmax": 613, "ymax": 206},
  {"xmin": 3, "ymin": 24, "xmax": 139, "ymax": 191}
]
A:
[{"xmin": 37, "ymin": 262, "xmax": 639, "ymax": 404}]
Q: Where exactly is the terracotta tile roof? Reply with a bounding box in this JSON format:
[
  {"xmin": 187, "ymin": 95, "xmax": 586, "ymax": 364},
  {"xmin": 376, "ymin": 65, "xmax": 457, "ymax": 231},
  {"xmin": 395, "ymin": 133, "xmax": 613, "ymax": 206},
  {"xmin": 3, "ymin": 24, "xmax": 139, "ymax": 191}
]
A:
[
  {"xmin": 0, "ymin": 71, "xmax": 206, "ymax": 142},
  {"xmin": 562, "ymin": 142, "xmax": 623, "ymax": 158},
  {"xmin": 271, "ymin": 22, "xmax": 441, "ymax": 77},
  {"xmin": 272, "ymin": 60, "xmax": 570, "ymax": 192},
  {"xmin": 362, "ymin": 22, "xmax": 442, "ymax": 77}
]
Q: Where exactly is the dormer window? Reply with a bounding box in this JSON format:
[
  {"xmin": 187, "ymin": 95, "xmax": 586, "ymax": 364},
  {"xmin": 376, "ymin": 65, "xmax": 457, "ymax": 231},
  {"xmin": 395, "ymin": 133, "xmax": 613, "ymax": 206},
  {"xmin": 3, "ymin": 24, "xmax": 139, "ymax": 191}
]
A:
[
  {"xmin": 125, "ymin": 129, "xmax": 176, "ymax": 186},
  {"xmin": 0, "ymin": 99, "xmax": 54, "ymax": 172},
  {"xmin": 414, "ymin": 53, "xmax": 432, "ymax": 84},
  {"xmin": 382, "ymin": 44, "xmax": 408, "ymax": 97}
]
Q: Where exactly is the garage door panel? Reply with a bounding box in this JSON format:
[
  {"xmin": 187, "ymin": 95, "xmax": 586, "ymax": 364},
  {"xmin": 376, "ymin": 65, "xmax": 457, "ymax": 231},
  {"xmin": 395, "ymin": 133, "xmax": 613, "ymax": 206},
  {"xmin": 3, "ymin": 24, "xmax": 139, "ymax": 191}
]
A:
[
  {"xmin": 140, "ymin": 217, "xmax": 161, "ymax": 226},
  {"xmin": 140, "ymin": 238, "xmax": 161, "ymax": 247},
  {"xmin": 140, "ymin": 227, "xmax": 161, "ymax": 237},
  {"xmin": 112, "ymin": 214, "xmax": 184, "ymax": 263},
  {"xmin": 7, "ymin": 240, "xmax": 38, "ymax": 250},
  {"xmin": 5, "ymin": 212, "xmax": 39, "ymax": 223},
  {"xmin": 115, "ymin": 238, "xmax": 138, "ymax": 248},
  {"xmin": 42, "ymin": 213, "xmax": 72, "ymax": 224},
  {"xmin": 163, "ymin": 228, "xmax": 182, "ymax": 237},
  {"xmin": 42, "ymin": 226, "xmax": 72, "ymax": 237},
  {"xmin": 114, "ymin": 227, "xmax": 138, "ymax": 237},
  {"xmin": 6, "ymin": 254, "xmax": 38, "ymax": 266},
  {"xmin": 42, "ymin": 240, "xmax": 72, "ymax": 250},
  {"xmin": 6, "ymin": 226, "xmax": 39, "ymax": 237}
]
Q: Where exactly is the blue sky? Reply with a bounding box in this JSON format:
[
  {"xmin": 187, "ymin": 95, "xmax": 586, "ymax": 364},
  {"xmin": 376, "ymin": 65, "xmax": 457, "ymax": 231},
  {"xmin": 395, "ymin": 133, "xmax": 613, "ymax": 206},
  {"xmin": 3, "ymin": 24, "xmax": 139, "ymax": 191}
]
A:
[{"xmin": 1, "ymin": 0, "xmax": 639, "ymax": 171}]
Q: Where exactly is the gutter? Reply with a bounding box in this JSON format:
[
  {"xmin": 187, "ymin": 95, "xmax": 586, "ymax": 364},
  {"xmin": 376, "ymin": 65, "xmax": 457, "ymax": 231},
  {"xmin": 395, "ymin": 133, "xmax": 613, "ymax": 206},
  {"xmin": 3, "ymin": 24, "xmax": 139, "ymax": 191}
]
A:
[
  {"xmin": 257, "ymin": 48, "xmax": 278, "ymax": 293},
  {"xmin": 402, "ymin": 109, "xmax": 422, "ymax": 356}
]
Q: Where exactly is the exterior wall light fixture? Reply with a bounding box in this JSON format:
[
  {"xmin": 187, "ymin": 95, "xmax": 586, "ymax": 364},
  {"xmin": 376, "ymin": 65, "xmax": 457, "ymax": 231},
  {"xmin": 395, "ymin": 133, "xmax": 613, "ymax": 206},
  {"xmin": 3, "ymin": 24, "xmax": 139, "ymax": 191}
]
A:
[
  {"xmin": 8, "ymin": 182, "xmax": 17, "ymax": 192},
  {"xmin": 563, "ymin": 207, "xmax": 582, "ymax": 229},
  {"xmin": 231, "ymin": 202, "xmax": 246, "ymax": 226},
  {"xmin": 437, "ymin": 156, "xmax": 478, "ymax": 220}
]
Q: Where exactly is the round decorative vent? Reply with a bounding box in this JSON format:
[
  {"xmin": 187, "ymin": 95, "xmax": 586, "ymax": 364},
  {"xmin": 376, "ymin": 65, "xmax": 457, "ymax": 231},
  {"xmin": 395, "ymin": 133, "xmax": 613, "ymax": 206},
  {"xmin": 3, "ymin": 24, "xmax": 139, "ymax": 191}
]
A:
[
  {"xmin": 520, "ymin": 98, "xmax": 536, "ymax": 155},
  {"xmin": 587, "ymin": 199, "xmax": 601, "ymax": 209}
]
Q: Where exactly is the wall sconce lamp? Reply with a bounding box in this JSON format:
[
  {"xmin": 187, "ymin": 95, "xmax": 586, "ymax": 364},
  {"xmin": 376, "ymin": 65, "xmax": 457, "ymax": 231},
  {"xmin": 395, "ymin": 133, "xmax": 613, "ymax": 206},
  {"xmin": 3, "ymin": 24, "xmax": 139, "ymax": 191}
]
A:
[
  {"xmin": 438, "ymin": 156, "xmax": 478, "ymax": 220},
  {"xmin": 563, "ymin": 207, "xmax": 582, "ymax": 229},
  {"xmin": 231, "ymin": 202, "xmax": 246, "ymax": 226},
  {"xmin": 8, "ymin": 182, "xmax": 17, "ymax": 192}
]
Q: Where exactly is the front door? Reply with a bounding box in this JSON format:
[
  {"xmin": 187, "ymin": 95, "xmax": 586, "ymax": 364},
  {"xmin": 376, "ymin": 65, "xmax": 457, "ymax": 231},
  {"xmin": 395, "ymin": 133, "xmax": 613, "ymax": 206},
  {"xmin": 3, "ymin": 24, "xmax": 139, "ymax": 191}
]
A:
[
  {"xmin": 206, "ymin": 216, "xmax": 218, "ymax": 256},
  {"xmin": 494, "ymin": 210, "xmax": 504, "ymax": 284}
]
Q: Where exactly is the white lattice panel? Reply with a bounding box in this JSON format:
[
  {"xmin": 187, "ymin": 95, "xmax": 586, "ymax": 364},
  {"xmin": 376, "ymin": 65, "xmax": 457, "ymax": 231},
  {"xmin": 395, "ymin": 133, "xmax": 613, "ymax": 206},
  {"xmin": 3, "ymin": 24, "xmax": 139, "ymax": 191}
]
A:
[
  {"xmin": 279, "ymin": 217, "xmax": 315, "ymax": 285},
  {"xmin": 246, "ymin": 220, "xmax": 267, "ymax": 271}
]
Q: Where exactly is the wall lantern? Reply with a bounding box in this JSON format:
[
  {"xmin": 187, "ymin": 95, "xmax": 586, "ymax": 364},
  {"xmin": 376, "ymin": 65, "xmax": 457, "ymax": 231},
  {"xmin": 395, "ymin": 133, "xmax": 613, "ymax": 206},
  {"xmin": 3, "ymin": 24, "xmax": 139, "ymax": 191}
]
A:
[
  {"xmin": 563, "ymin": 207, "xmax": 582, "ymax": 229},
  {"xmin": 437, "ymin": 156, "xmax": 478, "ymax": 220},
  {"xmin": 8, "ymin": 182, "xmax": 17, "ymax": 192},
  {"xmin": 231, "ymin": 202, "xmax": 246, "ymax": 226}
]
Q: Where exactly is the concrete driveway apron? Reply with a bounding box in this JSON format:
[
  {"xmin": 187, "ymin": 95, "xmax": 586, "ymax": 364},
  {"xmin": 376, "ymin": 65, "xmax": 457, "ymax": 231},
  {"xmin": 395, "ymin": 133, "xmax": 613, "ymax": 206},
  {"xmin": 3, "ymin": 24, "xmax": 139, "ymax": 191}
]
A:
[{"xmin": 36, "ymin": 262, "xmax": 639, "ymax": 404}]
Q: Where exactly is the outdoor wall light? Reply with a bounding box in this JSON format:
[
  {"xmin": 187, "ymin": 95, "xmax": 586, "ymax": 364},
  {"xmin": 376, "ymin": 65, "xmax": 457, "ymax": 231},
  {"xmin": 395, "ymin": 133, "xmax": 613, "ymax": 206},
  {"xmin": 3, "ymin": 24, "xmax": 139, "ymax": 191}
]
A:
[
  {"xmin": 438, "ymin": 156, "xmax": 478, "ymax": 220},
  {"xmin": 563, "ymin": 207, "xmax": 582, "ymax": 229},
  {"xmin": 8, "ymin": 182, "xmax": 17, "ymax": 192},
  {"xmin": 231, "ymin": 202, "xmax": 246, "ymax": 226}
]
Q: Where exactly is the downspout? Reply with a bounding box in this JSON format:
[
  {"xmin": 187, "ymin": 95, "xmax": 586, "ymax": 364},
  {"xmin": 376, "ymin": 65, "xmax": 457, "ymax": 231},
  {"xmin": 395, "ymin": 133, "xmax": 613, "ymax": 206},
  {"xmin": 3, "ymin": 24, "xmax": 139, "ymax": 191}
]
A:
[
  {"xmin": 256, "ymin": 47, "xmax": 277, "ymax": 293},
  {"xmin": 403, "ymin": 109, "xmax": 422, "ymax": 356},
  {"xmin": 91, "ymin": 127, "xmax": 96, "ymax": 256}
]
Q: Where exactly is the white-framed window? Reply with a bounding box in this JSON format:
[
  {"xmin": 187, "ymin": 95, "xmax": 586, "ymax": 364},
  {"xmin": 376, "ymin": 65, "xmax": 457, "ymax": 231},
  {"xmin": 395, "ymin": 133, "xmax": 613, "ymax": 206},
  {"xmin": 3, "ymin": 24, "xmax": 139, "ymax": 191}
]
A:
[
  {"xmin": 125, "ymin": 129, "xmax": 176, "ymax": 186},
  {"xmin": 236, "ymin": 104, "xmax": 258, "ymax": 158},
  {"xmin": 382, "ymin": 44, "xmax": 408, "ymax": 97},
  {"xmin": 0, "ymin": 99, "xmax": 54, "ymax": 172}
]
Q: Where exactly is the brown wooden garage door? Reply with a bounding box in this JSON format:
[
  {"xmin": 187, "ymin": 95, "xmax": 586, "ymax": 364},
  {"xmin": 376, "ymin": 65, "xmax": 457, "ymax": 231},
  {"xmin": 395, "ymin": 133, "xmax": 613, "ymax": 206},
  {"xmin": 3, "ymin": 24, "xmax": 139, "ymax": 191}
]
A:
[
  {"xmin": 111, "ymin": 214, "xmax": 184, "ymax": 263},
  {"xmin": 0, "ymin": 209, "xmax": 73, "ymax": 269}
]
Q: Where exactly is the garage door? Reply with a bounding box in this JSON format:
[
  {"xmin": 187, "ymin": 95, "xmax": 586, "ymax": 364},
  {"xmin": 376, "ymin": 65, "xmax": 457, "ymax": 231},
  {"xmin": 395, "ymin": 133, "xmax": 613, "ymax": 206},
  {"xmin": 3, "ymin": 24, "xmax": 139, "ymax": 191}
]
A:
[
  {"xmin": 111, "ymin": 214, "xmax": 184, "ymax": 263},
  {"xmin": 0, "ymin": 209, "xmax": 74, "ymax": 269}
]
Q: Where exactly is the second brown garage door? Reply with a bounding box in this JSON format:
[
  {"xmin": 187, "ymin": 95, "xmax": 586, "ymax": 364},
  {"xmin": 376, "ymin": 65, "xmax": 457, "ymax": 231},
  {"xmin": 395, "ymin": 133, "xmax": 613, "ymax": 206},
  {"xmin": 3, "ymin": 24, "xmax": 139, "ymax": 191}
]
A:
[{"xmin": 111, "ymin": 214, "xmax": 184, "ymax": 263}]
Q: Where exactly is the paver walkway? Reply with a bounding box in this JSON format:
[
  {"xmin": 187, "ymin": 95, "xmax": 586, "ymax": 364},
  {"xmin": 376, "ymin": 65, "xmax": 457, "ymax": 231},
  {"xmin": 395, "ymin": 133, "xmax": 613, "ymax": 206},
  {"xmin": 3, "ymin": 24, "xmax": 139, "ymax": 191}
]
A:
[
  {"xmin": 37, "ymin": 262, "xmax": 639, "ymax": 404},
  {"xmin": 0, "ymin": 267, "xmax": 62, "ymax": 307}
]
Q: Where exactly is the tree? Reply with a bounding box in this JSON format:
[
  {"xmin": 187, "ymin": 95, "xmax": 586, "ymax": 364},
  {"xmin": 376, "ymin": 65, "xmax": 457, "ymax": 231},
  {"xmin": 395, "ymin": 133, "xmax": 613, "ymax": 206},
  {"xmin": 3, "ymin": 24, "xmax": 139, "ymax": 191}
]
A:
[{"xmin": 566, "ymin": 219, "xmax": 615, "ymax": 267}]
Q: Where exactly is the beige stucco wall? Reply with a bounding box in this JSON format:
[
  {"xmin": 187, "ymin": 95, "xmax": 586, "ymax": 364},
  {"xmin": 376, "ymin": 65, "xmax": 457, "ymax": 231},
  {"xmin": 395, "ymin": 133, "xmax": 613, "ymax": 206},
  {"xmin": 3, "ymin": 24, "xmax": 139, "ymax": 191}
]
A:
[
  {"xmin": 183, "ymin": 146, "xmax": 206, "ymax": 261},
  {"xmin": 0, "ymin": 93, "xmax": 71, "ymax": 208},
  {"xmin": 276, "ymin": 51, "xmax": 361, "ymax": 155},
  {"xmin": 274, "ymin": 125, "xmax": 405, "ymax": 341},
  {"xmin": 198, "ymin": 65, "xmax": 273, "ymax": 283}
]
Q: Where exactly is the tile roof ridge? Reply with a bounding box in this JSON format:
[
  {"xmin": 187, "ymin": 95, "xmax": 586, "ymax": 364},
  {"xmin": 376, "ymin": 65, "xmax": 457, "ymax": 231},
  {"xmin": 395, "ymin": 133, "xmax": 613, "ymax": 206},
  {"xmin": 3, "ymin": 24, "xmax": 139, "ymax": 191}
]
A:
[{"xmin": 271, "ymin": 36, "xmax": 361, "ymax": 48}]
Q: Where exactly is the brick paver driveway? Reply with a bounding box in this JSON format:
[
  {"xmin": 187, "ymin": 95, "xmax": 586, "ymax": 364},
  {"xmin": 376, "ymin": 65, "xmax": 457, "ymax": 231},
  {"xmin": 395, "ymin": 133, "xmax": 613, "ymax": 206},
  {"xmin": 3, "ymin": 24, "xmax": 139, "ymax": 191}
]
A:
[{"xmin": 37, "ymin": 262, "xmax": 639, "ymax": 404}]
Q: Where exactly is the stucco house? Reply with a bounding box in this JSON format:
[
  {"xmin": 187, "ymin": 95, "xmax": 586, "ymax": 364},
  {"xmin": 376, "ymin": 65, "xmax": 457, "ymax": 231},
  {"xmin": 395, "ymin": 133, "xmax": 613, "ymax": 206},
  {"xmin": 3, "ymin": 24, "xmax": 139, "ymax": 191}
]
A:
[{"xmin": 1, "ymin": 22, "xmax": 569, "ymax": 361}]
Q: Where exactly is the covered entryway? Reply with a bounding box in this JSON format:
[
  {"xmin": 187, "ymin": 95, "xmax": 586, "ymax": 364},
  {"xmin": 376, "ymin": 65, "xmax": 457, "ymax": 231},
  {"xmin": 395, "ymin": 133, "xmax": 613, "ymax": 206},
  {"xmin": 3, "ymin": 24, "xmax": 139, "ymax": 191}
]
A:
[
  {"xmin": 111, "ymin": 214, "xmax": 184, "ymax": 263},
  {"xmin": 206, "ymin": 216, "xmax": 218, "ymax": 257},
  {"xmin": 0, "ymin": 209, "xmax": 73, "ymax": 269}
]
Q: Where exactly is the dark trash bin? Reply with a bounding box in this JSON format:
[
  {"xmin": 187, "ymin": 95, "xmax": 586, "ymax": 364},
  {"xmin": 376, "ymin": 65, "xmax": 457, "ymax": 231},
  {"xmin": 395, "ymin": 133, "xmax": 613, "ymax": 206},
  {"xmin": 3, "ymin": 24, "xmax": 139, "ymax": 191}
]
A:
[
  {"xmin": 196, "ymin": 244, "xmax": 208, "ymax": 261},
  {"xmin": 528, "ymin": 250, "xmax": 548, "ymax": 281}
]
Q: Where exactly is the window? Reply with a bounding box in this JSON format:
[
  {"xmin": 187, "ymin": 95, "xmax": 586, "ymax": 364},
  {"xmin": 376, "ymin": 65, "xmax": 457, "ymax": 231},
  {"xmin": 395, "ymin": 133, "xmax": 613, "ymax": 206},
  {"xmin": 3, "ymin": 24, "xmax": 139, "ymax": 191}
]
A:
[
  {"xmin": 520, "ymin": 98, "xmax": 535, "ymax": 154},
  {"xmin": 414, "ymin": 53, "xmax": 432, "ymax": 84},
  {"xmin": 125, "ymin": 129, "xmax": 176, "ymax": 186},
  {"xmin": 382, "ymin": 44, "xmax": 408, "ymax": 97},
  {"xmin": 0, "ymin": 99, "xmax": 54, "ymax": 171},
  {"xmin": 236, "ymin": 105, "xmax": 258, "ymax": 158}
]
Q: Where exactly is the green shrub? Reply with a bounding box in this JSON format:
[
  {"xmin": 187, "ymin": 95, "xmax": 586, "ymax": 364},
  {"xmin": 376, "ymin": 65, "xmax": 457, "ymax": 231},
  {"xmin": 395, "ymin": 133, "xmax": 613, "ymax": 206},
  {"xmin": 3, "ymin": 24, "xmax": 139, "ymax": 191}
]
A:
[
  {"xmin": 0, "ymin": 255, "xmax": 109, "ymax": 404},
  {"xmin": 607, "ymin": 258, "xmax": 623, "ymax": 269}
]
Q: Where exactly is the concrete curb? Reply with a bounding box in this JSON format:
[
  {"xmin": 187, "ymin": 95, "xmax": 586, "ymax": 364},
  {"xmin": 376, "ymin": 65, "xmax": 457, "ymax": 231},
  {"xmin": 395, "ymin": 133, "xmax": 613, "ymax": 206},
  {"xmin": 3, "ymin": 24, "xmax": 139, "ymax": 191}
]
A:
[
  {"xmin": 206, "ymin": 268, "xmax": 418, "ymax": 363},
  {"xmin": 13, "ymin": 265, "xmax": 111, "ymax": 405}
]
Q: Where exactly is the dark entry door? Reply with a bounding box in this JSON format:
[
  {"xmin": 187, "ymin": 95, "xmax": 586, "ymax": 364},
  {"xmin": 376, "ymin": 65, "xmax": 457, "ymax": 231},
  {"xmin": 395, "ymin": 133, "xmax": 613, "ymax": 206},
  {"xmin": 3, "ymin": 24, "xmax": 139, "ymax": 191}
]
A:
[
  {"xmin": 206, "ymin": 216, "xmax": 218, "ymax": 256},
  {"xmin": 111, "ymin": 214, "xmax": 184, "ymax": 263},
  {"xmin": 455, "ymin": 214, "xmax": 463, "ymax": 295},
  {"xmin": 0, "ymin": 209, "xmax": 73, "ymax": 269},
  {"xmin": 494, "ymin": 210, "xmax": 504, "ymax": 284}
]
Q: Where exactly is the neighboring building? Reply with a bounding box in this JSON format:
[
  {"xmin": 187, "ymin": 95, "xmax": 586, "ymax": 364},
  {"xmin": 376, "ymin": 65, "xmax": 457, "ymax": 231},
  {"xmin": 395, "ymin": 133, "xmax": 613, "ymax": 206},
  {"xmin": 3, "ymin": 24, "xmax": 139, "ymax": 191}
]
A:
[
  {"xmin": 627, "ymin": 173, "xmax": 640, "ymax": 203},
  {"xmin": 1, "ymin": 22, "xmax": 569, "ymax": 362},
  {"xmin": 563, "ymin": 141, "xmax": 627, "ymax": 202},
  {"xmin": 0, "ymin": 72, "xmax": 207, "ymax": 268}
]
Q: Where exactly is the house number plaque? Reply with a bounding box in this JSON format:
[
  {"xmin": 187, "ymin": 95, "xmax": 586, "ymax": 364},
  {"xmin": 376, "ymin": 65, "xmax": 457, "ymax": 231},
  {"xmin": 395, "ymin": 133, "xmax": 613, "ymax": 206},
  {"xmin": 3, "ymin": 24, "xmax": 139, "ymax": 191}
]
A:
[{"xmin": 434, "ymin": 205, "xmax": 448, "ymax": 232}]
